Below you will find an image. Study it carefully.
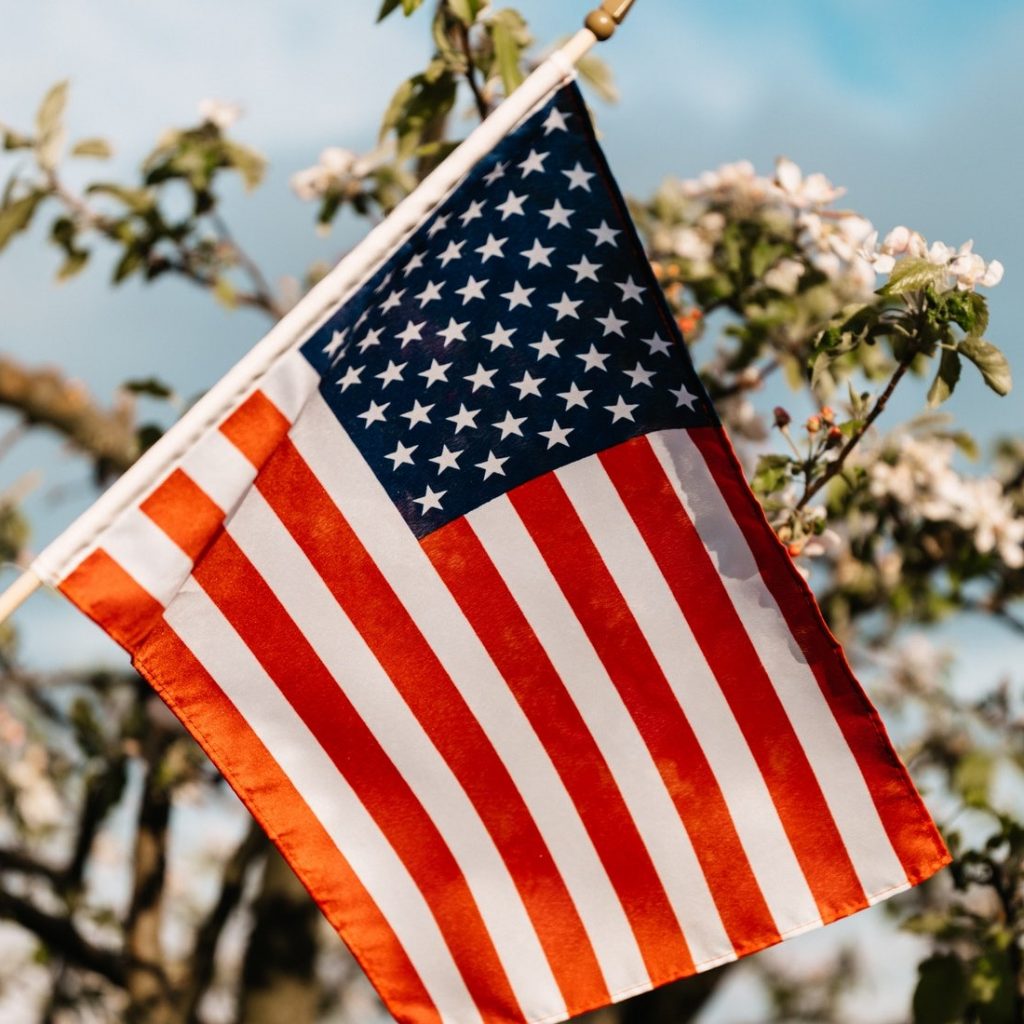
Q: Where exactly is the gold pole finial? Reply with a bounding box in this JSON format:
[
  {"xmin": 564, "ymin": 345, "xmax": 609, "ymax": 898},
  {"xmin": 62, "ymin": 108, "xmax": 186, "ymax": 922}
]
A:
[{"xmin": 584, "ymin": 0, "xmax": 638, "ymax": 41}]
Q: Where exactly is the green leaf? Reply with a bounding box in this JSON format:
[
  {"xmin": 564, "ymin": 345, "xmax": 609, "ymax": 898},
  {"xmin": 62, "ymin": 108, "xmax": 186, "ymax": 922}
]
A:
[
  {"xmin": 880, "ymin": 257, "xmax": 946, "ymax": 297},
  {"xmin": 913, "ymin": 954, "xmax": 969, "ymax": 1024},
  {"xmin": 953, "ymin": 750, "xmax": 994, "ymax": 808},
  {"xmin": 223, "ymin": 141, "xmax": 266, "ymax": 190},
  {"xmin": 0, "ymin": 191, "xmax": 44, "ymax": 253},
  {"xmin": 85, "ymin": 182, "xmax": 155, "ymax": 213},
  {"xmin": 575, "ymin": 53, "xmax": 619, "ymax": 103},
  {"xmin": 123, "ymin": 377, "xmax": 174, "ymax": 399},
  {"xmin": 35, "ymin": 80, "xmax": 69, "ymax": 170},
  {"xmin": 448, "ymin": 0, "xmax": 484, "ymax": 25},
  {"xmin": 927, "ymin": 348, "xmax": 962, "ymax": 406},
  {"xmin": 2, "ymin": 129, "xmax": 34, "ymax": 151},
  {"xmin": 490, "ymin": 10, "xmax": 528, "ymax": 96},
  {"xmin": 377, "ymin": 0, "xmax": 425, "ymax": 18},
  {"xmin": 959, "ymin": 337, "xmax": 1012, "ymax": 396},
  {"xmin": 70, "ymin": 137, "xmax": 113, "ymax": 159},
  {"xmin": 56, "ymin": 249, "xmax": 89, "ymax": 281}
]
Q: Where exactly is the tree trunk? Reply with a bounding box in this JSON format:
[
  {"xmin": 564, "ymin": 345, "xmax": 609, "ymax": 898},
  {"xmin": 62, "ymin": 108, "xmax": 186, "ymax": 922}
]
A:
[{"xmin": 237, "ymin": 848, "xmax": 322, "ymax": 1024}]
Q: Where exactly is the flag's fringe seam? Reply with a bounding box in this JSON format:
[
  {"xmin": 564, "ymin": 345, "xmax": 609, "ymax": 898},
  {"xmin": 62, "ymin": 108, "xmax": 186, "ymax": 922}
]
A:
[{"xmin": 32, "ymin": 34, "xmax": 593, "ymax": 587}]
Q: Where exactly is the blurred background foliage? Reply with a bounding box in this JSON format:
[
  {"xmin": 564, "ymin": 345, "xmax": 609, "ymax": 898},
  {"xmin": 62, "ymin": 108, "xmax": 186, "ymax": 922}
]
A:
[{"xmin": 0, "ymin": 2, "xmax": 1021, "ymax": 1022}]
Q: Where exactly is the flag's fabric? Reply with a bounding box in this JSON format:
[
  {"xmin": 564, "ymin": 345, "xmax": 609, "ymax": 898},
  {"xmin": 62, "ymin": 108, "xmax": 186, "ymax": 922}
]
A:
[{"xmin": 46, "ymin": 83, "xmax": 948, "ymax": 1024}]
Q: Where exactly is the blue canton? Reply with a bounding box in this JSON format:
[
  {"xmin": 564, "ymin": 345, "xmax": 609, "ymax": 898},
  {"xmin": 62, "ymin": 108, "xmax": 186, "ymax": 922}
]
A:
[{"xmin": 301, "ymin": 83, "xmax": 715, "ymax": 538}]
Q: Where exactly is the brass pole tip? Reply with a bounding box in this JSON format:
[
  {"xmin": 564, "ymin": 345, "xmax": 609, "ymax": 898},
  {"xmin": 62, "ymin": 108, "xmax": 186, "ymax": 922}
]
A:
[{"xmin": 585, "ymin": 9, "xmax": 617, "ymax": 39}]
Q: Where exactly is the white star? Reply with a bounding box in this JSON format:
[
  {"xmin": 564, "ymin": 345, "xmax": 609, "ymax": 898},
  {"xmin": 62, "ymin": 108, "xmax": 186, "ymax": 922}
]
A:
[
  {"xmin": 549, "ymin": 292, "xmax": 582, "ymax": 320},
  {"xmin": 540, "ymin": 199, "xmax": 573, "ymax": 229},
  {"xmin": 510, "ymin": 370, "xmax": 544, "ymax": 400},
  {"xmin": 518, "ymin": 149, "xmax": 548, "ymax": 176},
  {"xmin": 521, "ymin": 238, "xmax": 554, "ymax": 269},
  {"xmin": 483, "ymin": 160, "xmax": 507, "ymax": 186},
  {"xmin": 501, "ymin": 281, "xmax": 535, "ymax": 310},
  {"xmin": 401, "ymin": 400, "xmax": 434, "ymax": 427},
  {"xmin": 557, "ymin": 382, "xmax": 591, "ymax": 410},
  {"xmin": 543, "ymin": 107, "xmax": 568, "ymax": 134},
  {"xmin": 464, "ymin": 363, "xmax": 498, "ymax": 392},
  {"xmin": 403, "ymin": 252, "xmax": 425, "ymax": 276},
  {"xmin": 539, "ymin": 420, "xmax": 574, "ymax": 449},
  {"xmin": 419, "ymin": 359, "xmax": 451, "ymax": 386},
  {"xmin": 589, "ymin": 221, "xmax": 621, "ymax": 247},
  {"xmin": 605, "ymin": 396, "xmax": 638, "ymax": 423},
  {"xmin": 430, "ymin": 445, "xmax": 463, "ymax": 474},
  {"xmin": 357, "ymin": 327, "xmax": 383, "ymax": 353},
  {"xmin": 358, "ymin": 400, "xmax": 390, "ymax": 427},
  {"xmin": 397, "ymin": 320, "xmax": 425, "ymax": 346},
  {"xmin": 596, "ymin": 309, "xmax": 627, "ymax": 336},
  {"xmin": 562, "ymin": 162, "xmax": 595, "ymax": 191},
  {"xmin": 496, "ymin": 190, "xmax": 527, "ymax": 220},
  {"xmin": 385, "ymin": 441, "xmax": 417, "ymax": 470},
  {"xmin": 354, "ymin": 309, "xmax": 370, "ymax": 330},
  {"xmin": 530, "ymin": 332, "xmax": 562, "ymax": 360},
  {"xmin": 476, "ymin": 234, "xmax": 507, "ymax": 262},
  {"xmin": 437, "ymin": 317, "xmax": 469, "ymax": 346},
  {"xmin": 380, "ymin": 288, "xmax": 406, "ymax": 313},
  {"xmin": 374, "ymin": 270, "xmax": 395, "ymax": 294},
  {"xmin": 324, "ymin": 328, "xmax": 348, "ymax": 360},
  {"xmin": 616, "ymin": 276, "xmax": 646, "ymax": 303},
  {"xmin": 578, "ymin": 345, "xmax": 610, "ymax": 372},
  {"xmin": 413, "ymin": 486, "xmax": 446, "ymax": 514},
  {"xmin": 483, "ymin": 322, "xmax": 516, "ymax": 351},
  {"xmin": 493, "ymin": 411, "xmax": 527, "ymax": 439},
  {"xmin": 427, "ymin": 214, "xmax": 449, "ymax": 238},
  {"xmin": 624, "ymin": 363, "xmax": 656, "ymax": 388},
  {"xmin": 476, "ymin": 450, "xmax": 509, "ymax": 480},
  {"xmin": 375, "ymin": 359, "xmax": 407, "ymax": 388},
  {"xmin": 415, "ymin": 279, "xmax": 444, "ymax": 307},
  {"xmin": 568, "ymin": 255, "xmax": 601, "ymax": 283},
  {"xmin": 671, "ymin": 383, "xmax": 699, "ymax": 410},
  {"xmin": 447, "ymin": 403, "xmax": 480, "ymax": 433},
  {"xmin": 336, "ymin": 365, "xmax": 364, "ymax": 391},
  {"xmin": 459, "ymin": 200, "xmax": 485, "ymax": 226},
  {"xmin": 438, "ymin": 240, "xmax": 465, "ymax": 267},
  {"xmin": 456, "ymin": 275, "xmax": 488, "ymax": 304},
  {"xmin": 643, "ymin": 333, "xmax": 673, "ymax": 357}
]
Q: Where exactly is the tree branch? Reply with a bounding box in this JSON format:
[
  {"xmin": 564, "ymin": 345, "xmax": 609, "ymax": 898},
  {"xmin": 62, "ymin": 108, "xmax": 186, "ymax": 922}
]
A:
[
  {"xmin": 454, "ymin": 20, "xmax": 490, "ymax": 121},
  {"xmin": 0, "ymin": 355, "xmax": 138, "ymax": 473},
  {"xmin": 0, "ymin": 889, "xmax": 124, "ymax": 987},
  {"xmin": 796, "ymin": 359, "xmax": 911, "ymax": 511},
  {"xmin": 179, "ymin": 819, "xmax": 268, "ymax": 1024}
]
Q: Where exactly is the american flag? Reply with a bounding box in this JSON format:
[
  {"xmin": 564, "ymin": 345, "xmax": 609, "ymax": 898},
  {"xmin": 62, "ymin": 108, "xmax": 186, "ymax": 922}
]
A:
[{"xmin": 49, "ymin": 83, "xmax": 947, "ymax": 1024}]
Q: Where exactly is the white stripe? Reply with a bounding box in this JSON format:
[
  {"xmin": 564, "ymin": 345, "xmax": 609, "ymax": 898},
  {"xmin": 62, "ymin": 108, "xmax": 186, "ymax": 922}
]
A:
[
  {"xmin": 163, "ymin": 584, "xmax": 480, "ymax": 1024},
  {"xmin": 650, "ymin": 429, "xmax": 907, "ymax": 897},
  {"xmin": 556, "ymin": 456, "xmax": 822, "ymax": 936},
  {"xmin": 227, "ymin": 488, "xmax": 565, "ymax": 1022},
  {"xmin": 259, "ymin": 350, "xmax": 318, "ymax": 422},
  {"xmin": 102, "ymin": 507, "xmax": 193, "ymax": 606},
  {"xmin": 467, "ymin": 495, "xmax": 735, "ymax": 972},
  {"xmin": 180, "ymin": 429, "xmax": 257, "ymax": 514},
  {"xmin": 290, "ymin": 391, "xmax": 650, "ymax": 998}
]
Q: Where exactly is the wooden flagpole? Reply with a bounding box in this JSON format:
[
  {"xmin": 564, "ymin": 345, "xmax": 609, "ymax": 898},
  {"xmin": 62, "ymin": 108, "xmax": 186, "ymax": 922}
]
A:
[{"xmin": 0, "ymin": 0, "xmax": 638, "ymax": 627}]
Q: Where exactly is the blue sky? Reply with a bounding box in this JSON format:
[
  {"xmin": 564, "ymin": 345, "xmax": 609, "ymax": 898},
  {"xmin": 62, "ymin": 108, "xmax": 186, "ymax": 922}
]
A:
[{"xmin": 1, "ymin": 3, "xmax": 1022, "ymax": 1015}]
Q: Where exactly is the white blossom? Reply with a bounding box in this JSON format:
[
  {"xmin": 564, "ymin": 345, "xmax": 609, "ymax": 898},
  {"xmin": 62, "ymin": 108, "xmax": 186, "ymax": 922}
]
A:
[
  {"xmin": 8, "ymin": 744, "xmax": 62, "ymax": 830},
  {"xmin": 773, "ymin": 157, "xmax": 846, "ymax": 209},
  {"xmin": 198, "ymin": 98, "xmax": 241, "ymax": 130}
]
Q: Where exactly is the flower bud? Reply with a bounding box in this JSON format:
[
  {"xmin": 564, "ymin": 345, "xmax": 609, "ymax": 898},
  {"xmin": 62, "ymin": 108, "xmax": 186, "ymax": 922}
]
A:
[
  {"xmin": 773, "ymin": 406, "xmax": 792, "ymax": 428},
  {"xmin": 786, "ymin": 541, "xmax": 803, "ymax": 558},
  {"xmin": 806, "ymin": 415, "xmax": 821, "ymax": 434},
  {"xmin": 826, "ymin": 426, "xmax": 843, "ymax": 448},
  {"xmin": 820, "ymin": 406, "xmax": 835, "ymax": 424}
]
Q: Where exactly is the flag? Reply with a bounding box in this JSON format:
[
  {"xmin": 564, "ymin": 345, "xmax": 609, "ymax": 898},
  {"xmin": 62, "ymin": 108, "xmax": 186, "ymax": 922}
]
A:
[{"xmin": 40, "ymin": 82, "xmax": 948, "ymax": 1024}]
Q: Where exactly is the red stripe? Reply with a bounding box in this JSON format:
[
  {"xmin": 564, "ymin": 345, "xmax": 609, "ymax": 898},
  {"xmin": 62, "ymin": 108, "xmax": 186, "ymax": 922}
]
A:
[
  {"xmin": 600, "ymin": 436, "xmax": 868, "ymax": 922},
  {"xmin": 509, "ymin": 473, "xmax": 781, "ymax": 958},
  {"xmin": 220, "ymin": 390, "xmax": 291, "ymax": 468},
  {"xmin": 423, "ymin": 516, "xmax": 691, "ymax": 982},
  {"xmin": 192, "ymin": 529, "xmax": 525, "ymax": 1024},
  {"xmin": 134, "ymin": 620, "xmax": 442, "ymax": 1024},
  {"xmin": 256, "ymin": 439, "xmax": 608, "ymax": 1016},
  {"xmin": 688, "ymin": 426, "xmax": 950, "ymax": 883},
  {"xmin": 60, "ymin": 549, "xmax": 163, "ymax": 648},
  {"xmin": 140, "ymin": 468, "xmax": 224, "ymax": 561}
]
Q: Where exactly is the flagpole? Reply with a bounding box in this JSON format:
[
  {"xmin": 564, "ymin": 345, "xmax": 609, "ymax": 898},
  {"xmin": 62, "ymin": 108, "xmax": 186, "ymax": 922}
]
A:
[{"xmin": 0, "ymin": 0, "xmax": 638, "ymax": 627}]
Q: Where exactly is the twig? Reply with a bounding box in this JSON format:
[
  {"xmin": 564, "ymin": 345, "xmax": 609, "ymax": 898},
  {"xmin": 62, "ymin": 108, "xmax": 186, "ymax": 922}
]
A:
[
  {"xmin": 454, "ymin": 20, "xmax": 490, "ymax": 121},
  {"xmin": 211, "ymin": 213, "xmax": 285, "ymax": 320},
  {"xmin": 795, "ymin": 360, "xmax": 911, "ymax": 511}
]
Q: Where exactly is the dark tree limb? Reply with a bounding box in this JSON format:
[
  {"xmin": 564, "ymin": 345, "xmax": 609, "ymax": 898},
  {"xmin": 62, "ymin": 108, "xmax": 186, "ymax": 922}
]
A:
[
  {"xmin": 0, "ymin": 889, "xmax": 124, "ymax": 987},
  {"xmin": 179, "ymin": 818, "xmax": 268, "ymax": 1024}
]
